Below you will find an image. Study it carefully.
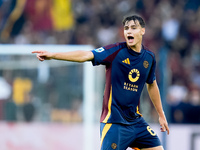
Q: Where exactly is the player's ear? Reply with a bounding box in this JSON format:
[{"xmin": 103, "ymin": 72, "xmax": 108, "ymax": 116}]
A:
[{"xmin": 141, "ymin": 28, "xmax": 145, "ymax": 35}]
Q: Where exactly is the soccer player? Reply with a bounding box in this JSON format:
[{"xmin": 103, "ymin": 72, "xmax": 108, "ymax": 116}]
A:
[{"xmin": 32, "ymin": 15, "xmax": 169, "ymax": 150}]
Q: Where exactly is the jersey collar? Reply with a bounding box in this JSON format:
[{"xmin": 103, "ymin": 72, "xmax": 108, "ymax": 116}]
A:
[{"xmin": 126, "ymin": 44, "xmax": 144, "ymax": 56}]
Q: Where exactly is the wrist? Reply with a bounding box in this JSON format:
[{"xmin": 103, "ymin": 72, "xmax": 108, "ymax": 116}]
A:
[
  {"xmin": 51, "ymin": 52, "xmax": 56, "ymax": 59},
  {"xmin": 158, "ymin": 111, "xmax": 165, "ymax": 118}
]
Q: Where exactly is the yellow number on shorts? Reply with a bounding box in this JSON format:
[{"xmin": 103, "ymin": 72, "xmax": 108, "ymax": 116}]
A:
[{"xmin": 147, "ymin": 126, "xmax": 156, "ymax": 136}]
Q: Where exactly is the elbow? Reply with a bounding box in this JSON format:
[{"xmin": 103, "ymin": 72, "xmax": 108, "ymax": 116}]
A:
[
  {"xmin": 77, "ymin": 59, "xmax": 87, "ymax": 63},
  {"xmin": 76, "ymin": 57, "xmax": 91, "ymax": 63}
]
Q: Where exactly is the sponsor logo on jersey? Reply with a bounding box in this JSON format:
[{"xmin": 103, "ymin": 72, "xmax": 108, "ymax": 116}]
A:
[
  {"xmin": 143, "ymin": 60, "xmax": 149, "ymax": 68},
  {"xmin": 95, "ymin": 47, "xmax": 105, "ymax": 52},
  {"xmin": 122, "ymin": 58, "xmax": 130, "ymax": 65},
  {"xmin": 124, "ymin": 82, "xmax": 138, "ymax": 92},
  {"xmin": 128, "ymin": 69, "xmax": 140, "ymax": 82}
]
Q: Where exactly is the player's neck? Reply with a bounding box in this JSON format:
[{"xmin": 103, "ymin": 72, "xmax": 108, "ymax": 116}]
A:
[{"xmin": 129, "ymin": 44, "xmax": 142, "ymax": 53}]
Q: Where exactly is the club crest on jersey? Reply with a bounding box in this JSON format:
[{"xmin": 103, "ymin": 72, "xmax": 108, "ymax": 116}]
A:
[
  {"xmin": 143, "ymin": 60, "xmax": 149, "ymax": 68},
  {"xmin": 111, "ymin": 143, "xmax": 117, "ymax": 149},
  {"xmin": 95, "ymin": 47, "xmax": 105, "ymax": 52},
  {"xmin": 128, "ymin": 69, "xmax": 140, "ymax": 82}
]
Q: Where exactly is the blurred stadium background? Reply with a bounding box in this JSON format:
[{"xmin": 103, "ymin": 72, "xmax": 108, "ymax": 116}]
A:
[{"xmin": 0, "ymin": 0, "xmax": 200, "ymax": 150}]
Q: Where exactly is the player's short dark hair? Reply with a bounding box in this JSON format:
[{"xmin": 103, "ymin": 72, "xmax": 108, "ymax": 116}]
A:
[{"xmin": 122, "ymin": 15, "xmax": 145, "ymax": 28}]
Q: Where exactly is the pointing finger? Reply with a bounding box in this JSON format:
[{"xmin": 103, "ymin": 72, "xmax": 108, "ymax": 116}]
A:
[
  {"xmin": 32, "ymin": 50, "xmax": 46, "ymax": 54},
  {"xmin": 32, "ymin": 51, "xmax": 41, "ymax": 54}
]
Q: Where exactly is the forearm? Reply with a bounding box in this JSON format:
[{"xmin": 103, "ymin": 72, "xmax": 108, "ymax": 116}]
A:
[
  {"xmin": 52, "ymin": 50, "xmax": 94, "ymax": 62},
  {"xmin": 33, "ymin": 50, "xmax": 94, "ymax": 62},
  {"xmin": 147, "ymin": 80, "xmax": 169, "ymax": 134},
  {"xmin": 146, "ymin": 80, "xmax": 165, "ymax": 117}
]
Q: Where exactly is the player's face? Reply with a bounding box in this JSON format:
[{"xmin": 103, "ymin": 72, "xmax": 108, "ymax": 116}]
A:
[{"xmin": 124, "ymin": 20, "xmax": 145, "ymax": 48}]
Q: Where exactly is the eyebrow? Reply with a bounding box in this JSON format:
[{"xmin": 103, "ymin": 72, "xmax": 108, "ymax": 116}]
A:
[{"xmin": 124, "ymin": 24, "xmax": 138, "ymax": 28}]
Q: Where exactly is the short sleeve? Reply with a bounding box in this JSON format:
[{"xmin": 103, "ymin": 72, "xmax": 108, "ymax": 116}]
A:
[{"xmin": 91, "ymin": 43, "xmax": 121, "ymax": 66}]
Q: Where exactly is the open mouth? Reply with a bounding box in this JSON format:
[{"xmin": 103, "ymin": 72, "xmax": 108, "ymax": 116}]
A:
[
  {"xmin": 128, "ymin": 36, "xmax": 134, "ymax": 40},
  {"xmin": 127, "ymin": 36, "xmax": 134, "ymax": 42}
]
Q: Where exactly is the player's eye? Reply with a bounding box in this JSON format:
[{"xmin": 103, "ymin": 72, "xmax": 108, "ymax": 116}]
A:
[
  {"xmin": 131, "ymin": 26, "xmax": 137, "ymax": 29},
  {"xmin": 124, "ymin": 26, "xmax": 129, "ymax": 30}
]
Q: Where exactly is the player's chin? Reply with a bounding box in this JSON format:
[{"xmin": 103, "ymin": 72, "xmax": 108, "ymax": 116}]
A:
[{"xmin": 127, "ymin": 42, "xmax": 135, "ymax": 47}]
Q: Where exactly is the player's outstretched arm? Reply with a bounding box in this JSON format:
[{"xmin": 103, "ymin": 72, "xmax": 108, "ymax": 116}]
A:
[
  {"xmin": 146, "ymin": 80, "xmax": 170, "ymax": 135},
  {"xmin": 32, "ymin": 50, "xmax": 94, "ymax": 62}
]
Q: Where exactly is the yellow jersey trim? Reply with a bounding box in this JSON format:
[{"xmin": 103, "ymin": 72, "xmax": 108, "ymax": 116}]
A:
[
  {"xmin": 102, "ymin": 86, "xmax": 112, "ymax": 123},
  {"xmin": 136, "ymin": 106, "xmax": 142, "ymax": 116},
  {"xmin": 100, "ymin": 123, "xmax": 112, "ymax": 147}
]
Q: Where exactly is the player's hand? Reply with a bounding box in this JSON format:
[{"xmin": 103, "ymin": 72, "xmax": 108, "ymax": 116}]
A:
[
  {"xmin": 159, "ymin": 116, "xmax": 169, "ymax": 135},
  {"xmin": 32, "ymin": 51, "xmax": 53, "ymax": 61}
]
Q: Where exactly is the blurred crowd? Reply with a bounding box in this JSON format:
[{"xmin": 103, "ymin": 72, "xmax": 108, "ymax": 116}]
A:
[{"xmin": 0, "ymin": 0, "xmax": 200, "ymax": 124}]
